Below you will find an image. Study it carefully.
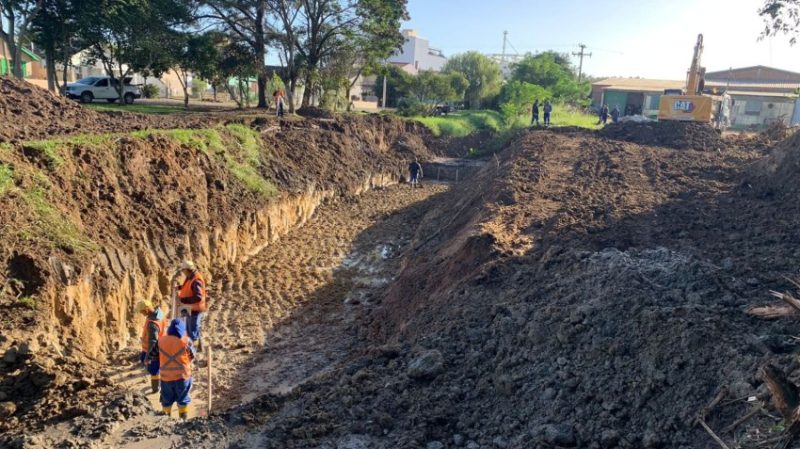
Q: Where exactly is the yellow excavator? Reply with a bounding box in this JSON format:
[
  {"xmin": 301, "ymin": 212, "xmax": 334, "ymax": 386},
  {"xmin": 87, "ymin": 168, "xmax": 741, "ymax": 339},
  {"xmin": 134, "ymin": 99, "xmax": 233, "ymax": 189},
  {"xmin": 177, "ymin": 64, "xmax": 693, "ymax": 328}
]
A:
[{"xmin": 658, "ymin": 34, "xmax": 730, "ymax": 128}]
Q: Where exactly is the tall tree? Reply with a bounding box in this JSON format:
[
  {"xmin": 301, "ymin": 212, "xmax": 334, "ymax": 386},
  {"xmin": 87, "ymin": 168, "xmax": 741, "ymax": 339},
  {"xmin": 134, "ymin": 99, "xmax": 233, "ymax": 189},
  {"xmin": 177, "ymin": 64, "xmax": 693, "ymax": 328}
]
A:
[
  {"xmin": 0, "ymin": 0, "xmax": 44, "ymax": 78},
  {"xmin": 510, "ymin": 52, "xmax": 576, "ymax": 87},
  {"xmin": 271, "ymin": 0, "xmax": 302, "ymax": 112},
  {"xmin": 31, "ymin": 0, "xmax": 80, "ymax": 91},
  {"xmin": 761, "ymin": 0, "xmax": 800, "ymax": 44},
  {"xmin": 443, "ymin": 51, "xmax": 502, "ymax": 109},
  {"xmin": 166, "ymin": 31, "xmax": 223, "ymax": 108},
  {"xmin": 202, "ymin": 0, "xmax": 270, "ymax": 108},
  {"xmin": 294, "ymin": 0, "xmax": 407, "ymax": 108},
  {"xmin": 78, "ymin": 0, "xmax": 193, "ymax": 104}
]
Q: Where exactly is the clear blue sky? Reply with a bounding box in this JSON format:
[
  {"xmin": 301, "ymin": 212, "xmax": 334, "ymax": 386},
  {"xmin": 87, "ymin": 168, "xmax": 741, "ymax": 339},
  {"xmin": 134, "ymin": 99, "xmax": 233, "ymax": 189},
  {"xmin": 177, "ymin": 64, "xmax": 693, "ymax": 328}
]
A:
[{"xmin": 403, "ymin": 0, "xmax": 800, "ymax": 79}]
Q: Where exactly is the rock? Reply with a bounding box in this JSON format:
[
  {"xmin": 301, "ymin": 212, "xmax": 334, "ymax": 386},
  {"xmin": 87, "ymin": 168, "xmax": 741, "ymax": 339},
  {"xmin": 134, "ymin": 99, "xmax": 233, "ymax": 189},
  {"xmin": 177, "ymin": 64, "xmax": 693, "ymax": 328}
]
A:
[
  {"xmin": 453, "ymin": 434, "xmax": 465, "ymax": 446},
  {"xmin": 3, "ymin": 346, "xmax": 18, "ymax": 364},
  {"xmin": 642, "ymin": 430, "xmax": 663, "ymax": 448},
  {"xmin": 492, "ymin": 436, "xmax": 508, "ymax": 447},
  {"xmin": 466, "ymin": 442, "xmax": 480, "ymax": 449},
  {"xmin": 541, "ymin": 424, "xmax": 577, "ymax": 447},
  {"xmin": 0, "ymin": 401, "xmax": 16, "ymax": 417},
  {"xmin": 600, "ymin": 430, "xmax": 620, "ymax": 448},
  {"xmin": 427, "ymin": 442, "xmax": 444, "ymax": 449},
  {"xmin": 407, "ymin": 350, "xmax": 444, "ymax": 380}
]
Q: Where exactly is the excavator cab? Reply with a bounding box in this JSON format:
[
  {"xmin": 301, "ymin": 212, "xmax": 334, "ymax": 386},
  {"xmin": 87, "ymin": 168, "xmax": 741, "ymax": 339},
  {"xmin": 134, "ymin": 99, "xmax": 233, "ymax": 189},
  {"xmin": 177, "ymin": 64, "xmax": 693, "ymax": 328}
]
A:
[{"xmin": 658, "ymin": 33, "xmax": 715, "ymax": 123}]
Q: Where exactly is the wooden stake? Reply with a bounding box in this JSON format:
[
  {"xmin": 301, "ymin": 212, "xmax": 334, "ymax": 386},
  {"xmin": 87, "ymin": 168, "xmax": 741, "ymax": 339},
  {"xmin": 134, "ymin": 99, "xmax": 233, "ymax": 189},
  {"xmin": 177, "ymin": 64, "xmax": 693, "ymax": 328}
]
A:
[
  {"xmin": 698, "ymin": 419, "xmax": 732, "ymax": 449},
  {"xmin": 722, "ymin": 406, "xmax": 762, "ymax": 433},
  {"xmin": 207, "ymin": 343, "xmax": 213, "ymax": 414}
]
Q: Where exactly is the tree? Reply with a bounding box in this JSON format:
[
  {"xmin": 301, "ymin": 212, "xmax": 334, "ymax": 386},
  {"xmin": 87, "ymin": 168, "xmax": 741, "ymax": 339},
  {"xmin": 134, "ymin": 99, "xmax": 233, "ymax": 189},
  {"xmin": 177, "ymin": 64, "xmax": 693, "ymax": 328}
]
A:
[
  {"xmin": 79, "ymin": 0, "xmax": 194, "ymax": 104},
  {"xmin": 398, "ymin": 70, "xmax": 467, "ymax": 116},
  {"xmin": 443, "ymin": 51, "xmax": 502, "ymax": 110},
  {"xmin": 498, "ymin": 80, "xmax": 549, "ymax": 125},
  {"xmin": 373, "ymin": 64, "xmax": 412, "ymax": 108},
  {"xmin": 761, "ymin": 0, "xmax": 800, "ymax": 44},
  {"xmin": 167, "ymin": 31, "xmax": 222, "ymax": 108},
  {"xmin": 218, "ymin": 38, "xmax": 260, "ymax": 108},
  {"xmin": 294, "ymin": 0, "xmax": 407, "ymax": 108},
  {"xmin": 271, "ymin": 0, "xmax": 302, "ymax": 112},
  {"xmin": 0, "ymin": 0, "xmax": 45, "ymax": 78},
  {"xmin": 202, "ymin": 0, "xmax": 270, "ymax": 108},
  {"xmin": 31, "ymin": 0, "xmax": 81, "ymax": 91},
  {"xmin": 510, "ymin": 52, "xmax": 589, "ymax": 104}
]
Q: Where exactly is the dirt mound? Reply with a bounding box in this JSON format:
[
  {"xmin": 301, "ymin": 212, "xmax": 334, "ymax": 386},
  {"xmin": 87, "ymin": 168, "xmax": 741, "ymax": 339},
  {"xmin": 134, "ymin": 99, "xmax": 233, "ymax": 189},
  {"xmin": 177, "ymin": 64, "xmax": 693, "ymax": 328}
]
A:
[
  {"xmin": 600, "ymin": 120, "xmax": 724, "ymax": 150},
  {"xmin": 746, "ymin": 129, "xmax": 800, "ymax": 196},
  {"xmin": 180, "ymin": 129, "xmax": 799, "ymax": 449},
  {"xmin": 296, "ymin": 106, "xmax": 334, "ymax": 119},
  {"xmin": 0, "ymin": 78, "xmax": 218, "ymax": 142}
]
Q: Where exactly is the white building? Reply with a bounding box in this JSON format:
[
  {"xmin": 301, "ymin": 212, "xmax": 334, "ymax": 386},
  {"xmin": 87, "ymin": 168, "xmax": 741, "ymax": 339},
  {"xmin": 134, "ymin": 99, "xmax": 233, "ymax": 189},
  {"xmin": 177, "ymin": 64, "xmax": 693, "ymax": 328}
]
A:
[{"xmin": 388, "ymin": 29, "xmax": 447, "ymax": 74}]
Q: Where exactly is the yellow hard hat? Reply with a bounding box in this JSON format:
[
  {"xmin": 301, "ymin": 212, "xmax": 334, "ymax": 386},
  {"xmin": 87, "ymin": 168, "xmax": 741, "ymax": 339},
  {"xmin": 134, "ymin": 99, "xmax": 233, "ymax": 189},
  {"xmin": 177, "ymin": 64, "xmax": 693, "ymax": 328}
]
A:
[
  {"xmin": 178, "ymin": 260, "xmax": 196, "ymax": 271},
  {"xmin": 135, "ymin": 300, "xmax": 153, "ymax": 313}
]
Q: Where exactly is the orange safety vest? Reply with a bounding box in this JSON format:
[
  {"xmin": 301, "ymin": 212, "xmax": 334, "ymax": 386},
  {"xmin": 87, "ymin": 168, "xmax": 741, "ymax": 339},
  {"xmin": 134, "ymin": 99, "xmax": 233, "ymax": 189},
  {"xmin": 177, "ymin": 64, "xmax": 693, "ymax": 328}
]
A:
[
  {"xmin": 140, "ymin": 314, "xmax": 167, "ymax": 352},
  {"xmin": 178, "ymin": 272, "xmax": 207, "ymax": 313},
  {"xmin": 158, "ymin": 335, "xmax": 192, "ymax": 382}
]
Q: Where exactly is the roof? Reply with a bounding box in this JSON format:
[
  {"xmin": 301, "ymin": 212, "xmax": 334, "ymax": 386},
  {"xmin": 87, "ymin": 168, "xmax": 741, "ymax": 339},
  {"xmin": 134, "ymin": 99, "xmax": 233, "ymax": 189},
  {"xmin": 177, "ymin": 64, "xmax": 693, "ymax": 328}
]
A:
[
  {"xmin": 594, "ymin": 77, "xmax": 684, "ymax": 92},
  {"xmin": 726, "ymin": 90, "xmax": 797, "ymax": 99},
  {"xmin": 705, "ymin": 65, "xmax": 800, "ymax": 79},
  {"xmin": 705, "ymin": 80, "xmax": 800, "ymax": 90}
]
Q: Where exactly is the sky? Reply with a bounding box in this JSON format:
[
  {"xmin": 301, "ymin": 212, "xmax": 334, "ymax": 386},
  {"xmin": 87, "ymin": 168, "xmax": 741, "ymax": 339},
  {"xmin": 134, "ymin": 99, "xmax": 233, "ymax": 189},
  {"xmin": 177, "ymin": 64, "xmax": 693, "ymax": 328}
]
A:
[{"xmin": 403, "ymin": 0, "xmax": 800, "ymax": 80}]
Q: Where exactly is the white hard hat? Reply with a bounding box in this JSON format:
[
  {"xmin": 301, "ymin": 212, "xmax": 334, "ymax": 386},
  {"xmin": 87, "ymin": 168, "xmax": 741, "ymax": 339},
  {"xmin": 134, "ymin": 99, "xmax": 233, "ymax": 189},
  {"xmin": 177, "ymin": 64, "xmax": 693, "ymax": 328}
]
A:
[{"xmin": 178, "ymin": 260, "xmax": 196, "ymax": 271}]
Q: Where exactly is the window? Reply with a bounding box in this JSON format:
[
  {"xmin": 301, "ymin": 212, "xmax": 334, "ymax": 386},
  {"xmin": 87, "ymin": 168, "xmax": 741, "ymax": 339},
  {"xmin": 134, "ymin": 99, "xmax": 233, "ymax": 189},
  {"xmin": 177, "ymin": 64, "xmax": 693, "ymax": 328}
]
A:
[
  {"xmin": 647, "ymin": 94, "xmax": 661, "ymax": 110},
  {"xmin": 95, "ymin": 78, "xmax": 108, "ymax": 87},
  {"xmin": 744, "ymin": 100, "xmax": 762, "ymax": 116}
]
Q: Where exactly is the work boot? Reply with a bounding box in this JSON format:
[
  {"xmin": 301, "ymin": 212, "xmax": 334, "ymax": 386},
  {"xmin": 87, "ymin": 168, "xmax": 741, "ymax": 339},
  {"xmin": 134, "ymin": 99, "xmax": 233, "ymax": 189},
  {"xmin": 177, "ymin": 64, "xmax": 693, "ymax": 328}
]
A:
[
  {"xmin": 150, "ymin": 376, "xmax": 160, "ymax": 394},
  {"xmin": 178, "ymin": 406, "xmax": 189, "ymax": 420},
  {"xmin": 194, "ymin": 339, "xmax": 202, "ymax": 353},
  {"xmin": 162, "ymin": 406, "xmax": 172, "ymax": 416}
]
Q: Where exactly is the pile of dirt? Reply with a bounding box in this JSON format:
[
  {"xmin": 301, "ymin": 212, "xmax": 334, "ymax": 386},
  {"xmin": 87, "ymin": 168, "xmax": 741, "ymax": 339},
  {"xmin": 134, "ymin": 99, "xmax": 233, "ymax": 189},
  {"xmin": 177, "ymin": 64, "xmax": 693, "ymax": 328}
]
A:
[
  {"xmin": 600, "ymin": 120, "xmax": 724, "ymax": 150},
  {"xmin": 745, "ymin": 129, "xmax": 800, "ymax": 196},
  {"xmin": 296, "ymin": 106, "xmax": 335, "ymax": 119},
  {"xmin": 0, "ymin": 78, "xmax": 219, "ymax": 142},
  {"xmin": 181, "ymin": 130, "xmax": 800, "ymax": 449}
]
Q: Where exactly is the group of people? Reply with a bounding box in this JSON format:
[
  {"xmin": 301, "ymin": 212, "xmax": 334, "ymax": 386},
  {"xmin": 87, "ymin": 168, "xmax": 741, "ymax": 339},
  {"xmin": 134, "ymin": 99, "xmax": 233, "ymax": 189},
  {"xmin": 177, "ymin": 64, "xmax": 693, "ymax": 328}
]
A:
[
  {"xmin": 598, "ymin": 104, "xmax": 621, "ymax": 125},
  {"xmin": 531, "ymin": 100, "xmax": 553, "ymax": 127},
  {"xmin": 137, "ymin": 260, "xmax": 207, "ymax": 419}
]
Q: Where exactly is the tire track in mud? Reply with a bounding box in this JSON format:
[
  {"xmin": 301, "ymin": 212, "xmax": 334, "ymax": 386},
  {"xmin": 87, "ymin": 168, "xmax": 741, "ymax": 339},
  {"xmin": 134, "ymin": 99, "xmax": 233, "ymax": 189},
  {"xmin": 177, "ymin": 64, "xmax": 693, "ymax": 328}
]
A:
[{"xmin": 197, "ymin": 183, "xmax": 449, "ymax": 410}]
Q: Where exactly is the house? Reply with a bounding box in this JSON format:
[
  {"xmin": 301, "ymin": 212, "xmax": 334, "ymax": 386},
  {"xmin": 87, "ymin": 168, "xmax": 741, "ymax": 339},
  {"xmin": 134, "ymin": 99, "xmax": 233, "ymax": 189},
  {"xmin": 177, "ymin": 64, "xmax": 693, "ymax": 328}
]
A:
[
  {"xmin": 0, "ymin": 38, "xmax": 43, "ymax": 78},
  {"xmin": 592, "ymin": 66, "xmax": 800, "ymax": 128},
  {"xmin": 590, "ymin": 78, "xmax": 685, "ymax": 117},
  {"xmin": 388, "ymin": 29, "xmax": 447, "ymax": 74},
  {"xmin": 704, "ymin": 65, "xmax": 800, "ymax": 129}
]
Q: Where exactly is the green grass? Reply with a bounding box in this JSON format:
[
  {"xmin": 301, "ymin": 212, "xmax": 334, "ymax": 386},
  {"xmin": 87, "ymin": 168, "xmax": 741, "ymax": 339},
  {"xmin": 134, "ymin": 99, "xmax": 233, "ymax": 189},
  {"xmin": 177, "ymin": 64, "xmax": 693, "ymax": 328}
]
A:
[
  {"xmin": 0, "ymin": 163, "xmax": 13, "ymax": 196},
  {"xmin": 21, "ymin": 185, "xmax": 98, "ymax": 253},
  {"xmin": 22, "ymin": 140, "xmax": 66, "ymax": 169},
  {"xmin": 549, "ymin": 106, "xmax": 602, "ymax": 129},
  {"xmin": 15, "ymin": 295, "xmax": 37, "ymax": 310},
  {"xmin": 84, "ymin": 103, "xmax": 187, "ymax": 115}
]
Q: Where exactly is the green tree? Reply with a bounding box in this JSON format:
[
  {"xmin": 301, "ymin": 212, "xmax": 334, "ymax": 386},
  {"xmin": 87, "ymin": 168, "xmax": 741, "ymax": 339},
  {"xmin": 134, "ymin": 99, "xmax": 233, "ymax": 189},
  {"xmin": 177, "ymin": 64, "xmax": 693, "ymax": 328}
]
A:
[
  {"xmin": 399, "ymin": 70, "xmax": 468, "ymax": 116},
  {"xmin": 510, "ymin": 52, "xmax": 589, "ymax": 104},
  {"xmin": 374, "ymin": 64, "xmax": 412, "ymax": 108},
  {"xmin": 31, "ymin": 0, "xmax": 82, "ymax": 91},
  {"xmin": 498, "ymin": 80, "xmax": 549, "ymax": 125},
  {"xmin": 202, "ymin": 0, "xmax": 270, "ymax": 108},
  {"xmin": 761, "ymin": 0, "xmax": 800, "ymax": 43},
  {"xmin": 166, "ymin": 31, "xmax": 222, "ymax": 108},
  {"xmin": 0, "ymin": 0, "xmax": 45, "ymax": 78},
  {"xmin": 443, "ymin": 51, "xmax": 502, "ymax": 109},
  {"xmin": 79, "ymin": 0, "xmax": 194, "ymax": 104},
  {"xmin": 218, "ymin": 38, "xmax": 259, "ymax": 108}
]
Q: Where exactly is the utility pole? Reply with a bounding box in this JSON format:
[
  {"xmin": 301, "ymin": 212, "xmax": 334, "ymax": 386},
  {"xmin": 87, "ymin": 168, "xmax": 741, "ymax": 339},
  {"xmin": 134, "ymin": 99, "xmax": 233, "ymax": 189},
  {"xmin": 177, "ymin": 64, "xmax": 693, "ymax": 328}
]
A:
[
  {"xmin": 501, "ymin": 31, "xmax": 508, "ymax": 66},
  {"xmin": 572, "ymin": 44, "xmax": 592, "ymax": 82},
  {"xmin": 382, "ymin": 75, "xmax": 387, "ymax": 108}
]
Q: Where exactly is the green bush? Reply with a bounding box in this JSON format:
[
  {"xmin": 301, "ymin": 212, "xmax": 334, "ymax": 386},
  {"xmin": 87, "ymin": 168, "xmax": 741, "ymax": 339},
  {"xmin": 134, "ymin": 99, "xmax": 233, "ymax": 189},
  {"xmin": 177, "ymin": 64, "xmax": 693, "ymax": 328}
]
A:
[
  {"xmin": 192, "ymin": 79, "xmax": 209, "ymax": 97},
  {"xmin": 141, "ymin": 84, "xmax": 160, "ymax": 98},
  {"xmin": 397, "ymin": 97, "xmax": 429, "ymax": 117}
]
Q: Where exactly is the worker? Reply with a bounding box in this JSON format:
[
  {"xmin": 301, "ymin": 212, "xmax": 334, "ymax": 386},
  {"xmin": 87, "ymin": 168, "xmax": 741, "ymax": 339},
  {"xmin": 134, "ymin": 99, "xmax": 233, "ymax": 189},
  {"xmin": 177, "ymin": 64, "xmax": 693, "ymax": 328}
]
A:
[
  {"xmin": 273, "ymin": 90, "xmax": 285, "ymax": 117},
  {"xmin": 611, "ymin": 105, "xmax": 621, "ymax": 124},
  {"xmin": 409, "ymin": 157, "xmax": 423, "ymax": 188},
  {"xmin": 598, "ymin": 104, "xmax": 609, "ymax": 125},
  {"xmin": 543, "ymin": 100, "xmax": 553, "ymax": 127},
  {"xmin": 151, "ymin": 319, "xmax": 195, "ymax": 419},
  {"xmin": 531, "ymin": 100, "xmax": 540, "ymax": 126},
  {"xmin": 137, "ymin": 300, "xmax": 168, "ymax": 393},
  {"xmin": 175, "ymin": 260, "xmax": 207, "ymax": 350}
]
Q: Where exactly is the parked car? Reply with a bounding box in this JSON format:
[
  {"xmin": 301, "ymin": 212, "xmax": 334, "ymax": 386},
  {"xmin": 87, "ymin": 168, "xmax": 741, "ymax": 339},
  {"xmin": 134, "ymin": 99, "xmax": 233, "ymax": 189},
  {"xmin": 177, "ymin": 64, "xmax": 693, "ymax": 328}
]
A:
[{"xmin": 64, "ymin": 76, "xmax": 142, "ymax": 104}]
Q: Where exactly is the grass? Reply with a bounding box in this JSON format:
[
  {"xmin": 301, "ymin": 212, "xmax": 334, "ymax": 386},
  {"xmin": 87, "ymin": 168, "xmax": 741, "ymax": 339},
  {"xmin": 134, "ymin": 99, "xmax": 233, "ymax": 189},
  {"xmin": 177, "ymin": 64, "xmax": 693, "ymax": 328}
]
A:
[
  {"xmin": 84, "ymin": 103, "xmax": 187, "ymax": 115},
  {"xmin": 15, "ymin": 295, "xmax": 37, "ymax": 310},
  {"xmin": 21, "ymin": 184, "xmax": 98, "ymax": 253},
  {"xmin": 412, "ymin": 106, "xmax": 601, "ymax": 138},
  {"xmin": 0, "ymin": 163, "xmax": 13, "ymax": 196},
  {"xmin": 21, "ymin": 140, "xmax": 66, "ymax": 169}
]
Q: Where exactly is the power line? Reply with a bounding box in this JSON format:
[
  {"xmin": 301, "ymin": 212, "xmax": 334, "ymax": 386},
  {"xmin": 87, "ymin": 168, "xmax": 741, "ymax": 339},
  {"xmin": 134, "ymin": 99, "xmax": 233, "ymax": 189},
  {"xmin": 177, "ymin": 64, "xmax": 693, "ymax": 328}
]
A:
[{"xmin": 572, "ymin": 43, "xmax": 592, "ymax": 82}]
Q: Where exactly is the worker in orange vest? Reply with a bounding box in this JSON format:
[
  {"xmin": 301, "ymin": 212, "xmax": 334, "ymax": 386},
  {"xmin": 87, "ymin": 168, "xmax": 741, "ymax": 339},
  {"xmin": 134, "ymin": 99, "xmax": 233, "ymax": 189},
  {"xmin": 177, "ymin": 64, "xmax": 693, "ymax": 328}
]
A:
[
  {"xmin": 175, "ymin": 260, "xmax": 207, "ymax": 349},
  {"xmin": 137, "ymin": 300, "xmax": 167, "ymax": 393},
  {"xmin": 149, "ymin": 318, "xmax": 195, "ymax": 418}
]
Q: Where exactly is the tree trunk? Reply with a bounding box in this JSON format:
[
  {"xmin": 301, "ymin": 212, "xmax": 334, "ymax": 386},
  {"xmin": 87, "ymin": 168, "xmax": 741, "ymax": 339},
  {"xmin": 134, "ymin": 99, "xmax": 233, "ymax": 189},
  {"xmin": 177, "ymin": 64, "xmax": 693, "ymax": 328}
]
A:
[
  {"xmin": 255, "ymin": 2, "xmax": 268, "ymax": 108},
  {"xmin": 257, "ymin": 74, "xmax": 267, "ymax": 109},
  {"xmin": 45, "ymin": 46, "xmax": 56, "ymax": 92},
  {"xmin": 301, "ymin": 72, "xmax": 313, "ymax": 108},
  {"xmin": 288, "ymin": 77, "xmax": 297, "ymax": 113}
]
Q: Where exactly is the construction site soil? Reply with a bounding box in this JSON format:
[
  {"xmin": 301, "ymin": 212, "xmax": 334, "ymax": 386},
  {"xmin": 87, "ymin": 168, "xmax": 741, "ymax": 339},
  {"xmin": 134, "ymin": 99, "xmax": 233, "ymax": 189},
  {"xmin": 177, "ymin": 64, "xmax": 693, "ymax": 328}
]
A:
[{"xmin": 3, "ymin": 81, "xmax": 800, "ymax": 449}]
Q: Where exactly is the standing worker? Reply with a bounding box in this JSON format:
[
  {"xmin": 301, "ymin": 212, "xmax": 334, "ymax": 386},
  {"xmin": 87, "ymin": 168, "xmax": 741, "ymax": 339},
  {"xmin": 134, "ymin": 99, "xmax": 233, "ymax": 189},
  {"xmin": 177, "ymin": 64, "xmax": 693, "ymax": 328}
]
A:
[
  {"xmin": 543, "ymin": 100, "xmax": 553, "ymax": 127},
  {"xmin": 611, "ymin": 105, "xmax": 621, "ymax": 124},
  {"xmin": 273, "ymin": 90, "xmax": 285, "ymax": 117},
  {"xmin": 137, "ymin": 300, "xmax": 167, "ymax": 393},
  {"xmin": 150, "ymin": 319, "xmax": 195, "ymax": 418},
  {"xmin": 409, "ymin": 157, "xmax": 423, "ymax": 188},
  {"xmin": 598, "ymin": 104, "xmax": 609, "ymax": 125},
  {"xmin": 531, "ymin": 100, "xmax": 540, "ymax": 126},
  {"xmin": 175, "ymin": 261, "xmax": 207, "ymax": 350}
]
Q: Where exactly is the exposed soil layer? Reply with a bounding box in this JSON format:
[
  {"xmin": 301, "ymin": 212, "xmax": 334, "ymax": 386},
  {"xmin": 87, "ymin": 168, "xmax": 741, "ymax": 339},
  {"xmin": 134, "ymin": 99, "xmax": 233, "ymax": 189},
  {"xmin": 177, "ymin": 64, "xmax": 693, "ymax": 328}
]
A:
[
  {"xmin": 746, "ymin": 129, "xmax": 800, "ymax": 197},
  {"xmin": 0, "ymin": 109, "xmax": 433, "ymax": 439},
  {"xmin": 153, "ymin": 130, "xmax": 800, "ymax": 449},
  {"xmin": 599, "ymin": 120, "xmax": 725, "ymax": 150}
]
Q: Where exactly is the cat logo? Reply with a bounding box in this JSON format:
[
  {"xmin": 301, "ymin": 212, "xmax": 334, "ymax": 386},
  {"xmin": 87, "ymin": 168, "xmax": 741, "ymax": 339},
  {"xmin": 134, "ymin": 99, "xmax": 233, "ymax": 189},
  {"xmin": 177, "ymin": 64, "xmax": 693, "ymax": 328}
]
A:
[{"xmin": 673, "ymin": 100, "xmax": 696, "ymax": 113}]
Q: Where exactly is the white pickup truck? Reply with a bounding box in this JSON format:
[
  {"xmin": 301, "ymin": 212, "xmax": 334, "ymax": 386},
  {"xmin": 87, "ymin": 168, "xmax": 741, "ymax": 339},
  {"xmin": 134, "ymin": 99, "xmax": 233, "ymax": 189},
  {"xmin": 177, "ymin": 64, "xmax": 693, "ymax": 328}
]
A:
[{"xmin": 64, "ymin": 76, "xmax": 143, "ymax": 104}]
